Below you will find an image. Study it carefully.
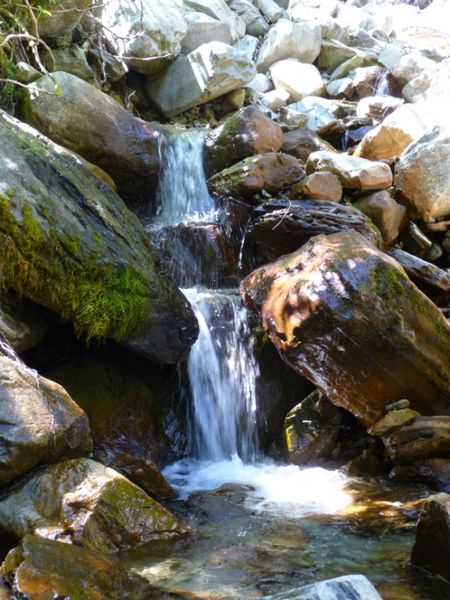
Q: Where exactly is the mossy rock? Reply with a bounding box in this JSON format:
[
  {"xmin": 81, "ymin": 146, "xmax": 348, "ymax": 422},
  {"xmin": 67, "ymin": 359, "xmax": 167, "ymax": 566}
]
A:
[{"xmin": 0, "ymin": 110, "xmax": 197, "ymax": 362}]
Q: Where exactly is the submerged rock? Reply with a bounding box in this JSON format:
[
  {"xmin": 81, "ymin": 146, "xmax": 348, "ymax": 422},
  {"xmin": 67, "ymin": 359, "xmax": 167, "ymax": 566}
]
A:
[
  {"xmin": 0, "ymin": 459, "xmax": 189, "ymax": 553},
  {"xmin": 265, "ymin": 574, "xmax": 383, "ymax": 600},
  {"xmin": 241, "ymin": 231, "xmax": 450, "ymax": 428},
  {"xmin": 0, "ymin": 110, "xmax": 197, "ymax": 362},
  {"xmin": 0, "ymin": 337, "xmax": 91, "ymax": 488}
]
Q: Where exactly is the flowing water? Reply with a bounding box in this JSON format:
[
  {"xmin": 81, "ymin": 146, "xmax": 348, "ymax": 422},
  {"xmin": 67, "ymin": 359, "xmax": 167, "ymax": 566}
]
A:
[{"xmin": 125, "ymin": 128, "xmax": 450, "ymax": 599}]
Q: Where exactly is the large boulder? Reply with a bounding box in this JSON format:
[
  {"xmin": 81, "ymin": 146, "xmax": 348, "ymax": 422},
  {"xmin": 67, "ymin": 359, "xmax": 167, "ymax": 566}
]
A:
[
  {"xmin": 184, "ymin": 0, "xmax": 246, "ymax": 41},
  {"xmin": 241, "ymin": 231, "xmax": 450, "ymax": 428},
  {"xmin": 0, "ymin": 109, "xmax": 197, "ymax": 363},
  {"xmin": 0, "ymin": 535, "xmax": 155, "ymax": 600},
  {"xmin": 146, "ymin": 42, "xmax": 255, "ymax": 118},
  {"xmin": 204, "ymin": 106, "xmax": 283, "ymax": 176},
  {"xmin": 270, "ymin": 59, "xmax": 325, "ymax": 102},
  {"xmin": 21, "ymin": 72, "xmax": 161, "ymax": 207},
  {"xmin": 0, "ymin": 459, "xmax": 190, "ymax": 553},
  {"xmin": 394, "ymin": 126, "xmax": 450, "ymax": 219},
  {"xmin": 0, "ymin": 337, "xmax": 91, "ymax": 488},
  {"xmin": 100, "ymin": 0, "xmax": 187, "ymax": 74},
  {"xmin": 403, "ymin": 57, "xmax": 450, "ymax": 103},
  {"xmin": 229, "ymin": 0, "xmax": 269, "ymax": 37}
]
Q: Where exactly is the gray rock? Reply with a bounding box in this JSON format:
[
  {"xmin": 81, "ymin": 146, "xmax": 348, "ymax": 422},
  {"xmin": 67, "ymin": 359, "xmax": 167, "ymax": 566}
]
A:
[
  {"xmin": 403, "ymin": 57, "xmax": 450, "ymax": 103},
  {"xmin": 264, "ymin": 574, "xmax": 383, "ymax": 599},
  {"xmin": 233, "ymin": 34, "xmax": 259, "ymax": 61},
  {"xmin": 182, "ymin": 12, "xmax": 232, "ymax": 54},
  {"xmin": 146, "ymin": 42, "xmax": 255, "ymax": 118},
  {"xmin": 254, "ymin": 0, "xmax": 286, "ymax": 23},
  {"xmin": 0, "ymin": 292, "xmax": 48, "ymax": 353},
  {"xmin": 229, "ymin": 0, "xmax": 269, "ymax": 37},
  {"xmin": 43, "ymin": 43, "xmax": 93, "ymax": 81},
  {"xmin": 184, "ymin": 0, "xmax": 246, "ymax": 41}
]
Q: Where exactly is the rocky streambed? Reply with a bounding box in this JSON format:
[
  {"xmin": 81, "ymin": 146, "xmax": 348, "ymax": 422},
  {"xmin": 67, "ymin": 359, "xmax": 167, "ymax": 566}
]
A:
[{"xmin": 0, "ymin": 0, "xmax": 450, "ymax": 598}]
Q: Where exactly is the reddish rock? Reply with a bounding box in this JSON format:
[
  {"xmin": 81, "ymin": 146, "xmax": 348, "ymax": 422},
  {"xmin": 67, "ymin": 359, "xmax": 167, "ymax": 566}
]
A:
[
  {"xmin": 354, "ymin": 190, "xmax": 407, "ymax": 244},
  {"xmin": 281, "ymin": 128, "xmax": 335, "ymax": 162},
  {"xmin": 289, "ymin": 171, "xmax": 342, "ymax": 202}
]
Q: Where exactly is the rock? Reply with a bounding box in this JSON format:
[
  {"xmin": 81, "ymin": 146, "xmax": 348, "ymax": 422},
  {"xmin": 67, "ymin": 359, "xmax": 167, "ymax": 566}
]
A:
[
  {"xmin": 181, "ymin": 12, "xmax": 232, "ymax": 54},
  {"xmin": 388, "ymin": 248, "xmax": 450, "ymax": 294},
  {"xmin": 42, "ymin": 43, "xmax": 93, "ymax": 81},
  {"xmin": 369, "ymin": 409, "xmax": 421, "ymax": 437},
  {"xmin": 411, "ymin": 493, "xmax": 450, "ymax": 582},
  {"xmin": 286, "ymin": 97, "xmax": 349, "ymax": 135},
  {"xmin": 390, "ymin": 52, "xmax": 437, "ymax": 88},
  {"xmin": 318, "ymin": 40, "xmax": 361, "ymax": 74},
  {"xmin": 326, "ymin": 77, "xmax": 354, "ymax": 99},
  {"xmin": 403, "ymin": 57, "xmax": 450, "ymax": 103},
  {"xmin": 86, "ymin": 45, "xmax": 127, "ymax": 84},
  {"xmin": 35, "ymin": 0, "xmax": 91, "ymax": 39},
  {"xmin": 233, "ymin": 34, "xmax": 259, "ymax": 61},
  {"xmin": 270, "ymin": 59, "xmax": 325, "ymax": 102},
  {"xmin": 266, "ymin": 574, "xmax": 383, "ymax": 600},
  {"xmin": 246, "ymin": 73, "xmax": 272, "ymax": 95},
  {"xmin": 204, "ymin": 106, "xmax": 283, "ymax": 176},
  {"xmin": 12, "ymin": 62, "xmax": 41, "ymax": 84},
  {"xmin": 0, "ymin": 535, "xmax": 157, "ymax": 600},
  {"xmin": 284, "ymin": 390, "xmax": 341, "ymax": 465},
  {"xmin": 229, "ymin": 0, "xmax": 269, "ymax": 37},
  {"xmin": 0, "ymin": 292, "xmax": 47, "ymax": 353},
  {"xmin": 242, "ymin": 199, "xmax": 382, "ymax": 266},
  {"xmin": 289, "ymin": 172, "xmax": 343, "ymax": 202},
  {"xmin": 384, "ymin": 417, "xmax": 450, "ymax": 465},
  {"xmin": 208, "ymin": 153, "xmax": 304, "ymax": 198},
  {"xmin": 392, "ymin": 459, "xmax": 450, "ymax": 492},
  {"xmin": 0, "ymin": 458, "xmax": 189, "ymax": 553},
  {"xmin": 261, "ymin": 89, "xmax": 290, "ymax": 111},
  {"xmin": 256, "ymin": 19, "xmax": 321, "ymax": 73},
  {"xmin": 394, "ymin": 127, "xmax": 450, "ymax": 219},
  {"xmin": 356, "ymin": 95, "xmax": 404, "ymax": 120},
  {"xmin": 281, "ymin": 128, "xmax": 336, "ymax": 162},
  {"xmin": 241, "ymin": 231, "xmax": 450, "ymax": 428},
  {"xmin": 146, "ymin": 42, "xmax": 255, "ymax": 118},
  {"xmin": 184, "ymin": 0, "xmax": 246, "ymax": 42},
  {"xmin": 0, "ymin": 109, "xmax": 197, "ymax": 362},
  {"xmin": 329, "ymin": 55, "xmax": 365, "ymax": 82},
  {"xmin": 353, "ymin": 190, "xmax": 406, "ymax": 244},
  {"xmin": 306, "ymin": 151, "xmax": 393, "ymax": 190},
  {"xmin": 21, "ymin": 72, "xmax": 161, "ymax": 207},
  {"xmin": 351, "ymin": 66, "xmax": 386, "ymax": 99},
  {"xmin": 0, "ymin": 336, "xmax": 91, "ymax": 488},
  {"xmin": 100, "ymin": 0, "xmax": 187, "ymax": 74},
  {"xmin": 354, "ymin": 104, "xmax": 436, "ymax": 161},
  {"xmin": 254, "ymin": 0, "xmax": 286, "ymax": 23}
]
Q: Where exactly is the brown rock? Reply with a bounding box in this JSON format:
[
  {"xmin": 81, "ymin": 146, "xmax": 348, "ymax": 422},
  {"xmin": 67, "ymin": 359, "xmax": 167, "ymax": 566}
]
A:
[
  {"xmin": 388, "ymin": 248, "xmax": 450, "ymax": 294},
  {"xmin": 281, "ymin": 128, "xmax": 336, "ymax": 162},
  {"xmin": 354, "ymin": 190, "xmax": 407, "ymax": 244},
  {"xmin": 369, "ymin": 409, "xmax": 421, "ymax": 437},
  {"xmin": 385, "ymin": 417, "xmax": 450, "ymax": 465},
  {"xmin": 392, "ymin": 459, "xmax": 450, "ymax": 492},
  {"xmin": 241, "ymin": 231, "xmax": 450, "ymax": 428},
  {"xmin": 289, "ymin": 171, "xmax": 342, "ymax": 202}
]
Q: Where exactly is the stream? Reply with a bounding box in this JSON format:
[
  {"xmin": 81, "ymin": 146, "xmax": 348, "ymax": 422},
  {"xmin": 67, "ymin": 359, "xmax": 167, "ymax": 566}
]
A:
[{"xmin": 124, "ymin": 129, "xmax": 450, "ymax": 600}]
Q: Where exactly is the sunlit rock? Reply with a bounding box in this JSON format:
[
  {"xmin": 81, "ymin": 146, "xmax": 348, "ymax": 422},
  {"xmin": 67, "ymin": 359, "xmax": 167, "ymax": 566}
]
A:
[
  {"xmin": 281, "ymin": 128, "xmax": 336, "ymax": 162},
  {"xmin": 353, "ymin": 190, "xmax": 406, "ymax": 244},
  {"xmin": 34, "ymin": 0, "xmax": 91, "ymax": 39},
  {"xmin": 384, "ymin": 416, "xmax": 450, "ymax": 464},
  {"xmin": 184, "ymin": 0, "xmax": 246, "ymax": 41},
  {"xmin": 181, "ymin": 12, "xmax": 232, "ymax": 54},
  {"xmin": 229, "ymin": 0, "xmax": 269, "ymax": 37},
  {"xmin": 289, "ymin": 171, "xmax": 343, "ymax": 202},
  {"xmin": 266, "ymin": 574, "xmax": 383, "ymax": 600},
  {"xmin": 270, "ymin": 59, "xmax": 325, "ymax": 102}
]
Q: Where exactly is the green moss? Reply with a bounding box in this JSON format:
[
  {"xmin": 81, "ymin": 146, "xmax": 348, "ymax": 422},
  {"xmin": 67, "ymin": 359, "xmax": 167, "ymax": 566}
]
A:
[{"xmin": 372, "ymin": 263, "xmax": 407, "ymax": 300}]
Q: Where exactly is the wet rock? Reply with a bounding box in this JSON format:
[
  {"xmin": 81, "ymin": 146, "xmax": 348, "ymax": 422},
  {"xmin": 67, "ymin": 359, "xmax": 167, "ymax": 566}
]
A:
[
  {"xmin": 0, "ymin": 292, "xmax": 47, "ymax": 353},
  {"xmin": 385, "ymin": 417, "xmax": 450, "ymax": 465},
  {"xmin": 394, "ymin": 126, "xmax": 450, "ymax": 219},
  {"xmin": 411, "ymin": 493, "xmax": 450, "ymax": 582},
  {"xmin": 204, "ymin": 106, "xmax": 283, "ymax": 176},
  {"xmin": 21, "ymin": 72, "xmax": 161, "ymax": 207},
  {"xmin": 306, "ymin": 150, "xmax": 393, "ymax": 190},
  {"xmin": 0, "ymin": 337, "xmax": 91, "ymax": 488},
  {"xmin": 284, "ymin": 390, "xmax": 341, "ymax": 465},
  {"xmin": 388, "ymin": 248, "xmax": 450, "ymax": 294},
  {"xmin": 392, "ymin": 459, "xmax": 450, "ymax": 492},
  {"xmin": 241, "ymin": 231, "xmax": 450, "ymax": 428},
  {"xmin": 355, "ymin": 104, "xmax": 436, "ymax": 161},
  {"xmin": 0, "ymin": 110, "xmax": 197, "ymax": 362},
  {"xmin": 0, "ymin": 535, "xmax": 158, "ymax": 599},
  {"xmin": 266, "ymin": 574, "xmax": 383, "ymax": 600},
  {"xmin": 229, "ymin": 0, "xmax": 269, "ymax": 37},
  {"xmin": 281, "ymin": 128, "xmax": 336, "ymax": 162},
  {"xmin": 352, "ymin": 66, "xmax": 387, "ymax": 99},
  {"xmin": 0, "ymin": 458, "xmax": 189, "ymax": 553},
  {"xmin": 256, "ymin": 19, "xmax": 321, "ymax": 72},
  {"xmin": 354, "ymin": 190, "xmax": 406, "ymax": 244},
  {"xmin": 289, "ymin": 172, "xmax": 343, "ymax": 202},
  {"xmin": 243, "ymin": 199, "xmax": 382, "ymax": 266},
  {"xmin": 182, "ymin": 13, "xmax": 232, "ymax": 54},
  {"xmin": 369, "ymin": 408, "xmax": 421, "ymax": 437},
  {"xmin": 35, "ymin": 0, "xmax": 91, "ymax": 39},
  {"xmin": 208, "ymin": 153, "xmax": 304, "ymax": 199},
  {"xmin": 286, "ymin": 97, "xmax": 342, "ymax": 135},
  {"xmin": 270, "ymin": 60, "xmax": 325, "ymax": 102},
  {"xmin": 146, "ymin": 42, "xmax": 255, "ymax": 118}
]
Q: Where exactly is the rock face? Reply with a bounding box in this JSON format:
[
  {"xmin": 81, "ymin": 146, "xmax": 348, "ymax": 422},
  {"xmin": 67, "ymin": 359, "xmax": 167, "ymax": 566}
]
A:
[
  {"xmin": 0, "ymin": 459, "xmax": 189, "ymax": 553},
  {"xmin": 0, "ymin": 337, "xmax": 91, "ymax": 488},
  {"xmin": 208, "ymin": 153, "xmax": 304, "ymax": 198},
  {"xmin": 146, "ymin": 42, "xmax": 255, "ymax": 118},
  {"xmin": 0, "ymin": 535, "xmax": 156, "ymax": 599},
  {"xmin": 204, "ymin": 106, "xmax": 283, "ymax": 176},
  {"xmin": 394, "ymin": 127, "xmax": 450, "ymax": 219},
  {"xmin": 241, "ymin": 231, "xmax": 450, "ymax": 428},
  {"xmin": 21, "ymin": 72, "xmax": 161, "ymax": 206},
  {"xmin": 306, "ymin": 151, "xmax": 393, "ymax": 190},
  {"xmin": 411, "ymin": 493, "xmax": 450, "ymax": 582},
  {"xmin": 0, "ymin": 109, "xmax": 197, "ymax": 362}
]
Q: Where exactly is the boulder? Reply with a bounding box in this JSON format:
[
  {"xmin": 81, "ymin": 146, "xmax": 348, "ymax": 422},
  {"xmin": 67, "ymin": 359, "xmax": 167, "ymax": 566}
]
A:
[
  {"xmin": 351, "ymin": 66, "xmax": 387, "ymax": 99},
  {"xmin": 100, "ymin": 0, "xmax": 187, "ymax": 74},
  {"xmin": 35, "ymin": 0, "xmax": 91, "ymax": 39},
  {"xmin": 242, "ymin": 199, "xmax": 382, "ymax": 266},
  {"xmin": 289, "ymin": 172, "xmax": 343, "ymax": 202},
  {"xmin": 318, "ymin": 40, "xmax": 362, "ymax": 74},
  {"xmin": 411, "ymin": 493, "xmax": 450, "ymax": 582},
  {"xmin": 254, "ymin": 0, "xmax": 286, "ymax": 23},
  {"xmin": 384, "ymin": 417, "xmax": 450, "ymax": 464},
  {"xmin": 0, "ymin": 109, "xmax": 197, "ymax": 362},
  {"xmin": 388, "ymin": 248, "xmax": 450, "ymax": 294},
  {"xmin": 369, "ymin": 408, "xmax": 421, "ymax": 437},
  {"xmin": 306, "ymin": 150, "xmax": 393, "ymax": 190},
  {"xmin": 261, "ymin": 89, "xmax": 290, "ymax": 111},
  {"xmin": 181, "ymin": 12, "xmax": 232, "ymax": 54},
  {"xmin": 241, "ymin": 231, "xmax": 450, "ymax": 428},
  {"xmin": 184, "ymin": 0, "xmax": 246, "ymax": 42},
  {"xmin": 0, "ymin": 535, "xmax": 156, "ymax": 600},
  {"xmin": 0, "ymin": 292, "xmax": 47, "ymax": 353},
  {"xmin": 403, "ymin": 57, "xmax": 450, "ymax": 103},
  {"xmin": 208, "ymin": 153, "xmax": 304, "ymax": 198},
  {"xmin": 0, "ymin": 459, "xmax": 190, "ymax": 553},
  {"xmin": 0, "ymin": 336, "xmax": 91, "ymax": 488},
  {"xmin": 229, "ymin": 0, "xmax": 269, "ymax": 37},
  {"xmin": 21, "ymin": 72, "xmax": 161, "ymax": 207},
  {"xmin": 354, "ymin": 190, "xmax": 406, "ymax": 244},
  {"xmin": 233, "ymin": 34, "xmax": 259, "ymax": 61},
  {"xmin": 270, "ymin": 59, "xmax": 325, "ymax": 102},
  {"xmin": 394, "ymin": 127, "xmax": 450, "ymax": 219},
  {"xmin": 256, "ymin": 19, "xmax": 321, "ymax": 73},
  {"xmin": 286, "ymin": 97, "xmax": 352, "ymax": 135},
  {"xmin": 281, "ymin": 128, "xmax": 336, "ymax": 162},
  {"xmin": 146, "ymin": 42, "xmax": 255, "ymax": 118},
  {"xmin": 390, "ymin": 52, "xmax": 437, "ymax": 88},
  {"xmin": 356, "ymin": 95, "xmax": 404, "ymax": 120},
  {"xmin": 267, "ymin": 574, "xmax": 383, "ymax": 600},
  {"xmin": 354, "ymin": 104, "xmax": 436, "ymax": 161},
  {"xmin": 42, "ymin": 43, "xmax": 93, "ymax": 81},
  {"xmin": 284, "ymin": 390, "xmax": 341, "ymax": 465},
  {"xmin": 204, "ymin": 106, "xmax": 283, "ymax": 176},
  {"xmin": 392, "ymin": 459, "xmax": 450, "ymax": 492}
]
